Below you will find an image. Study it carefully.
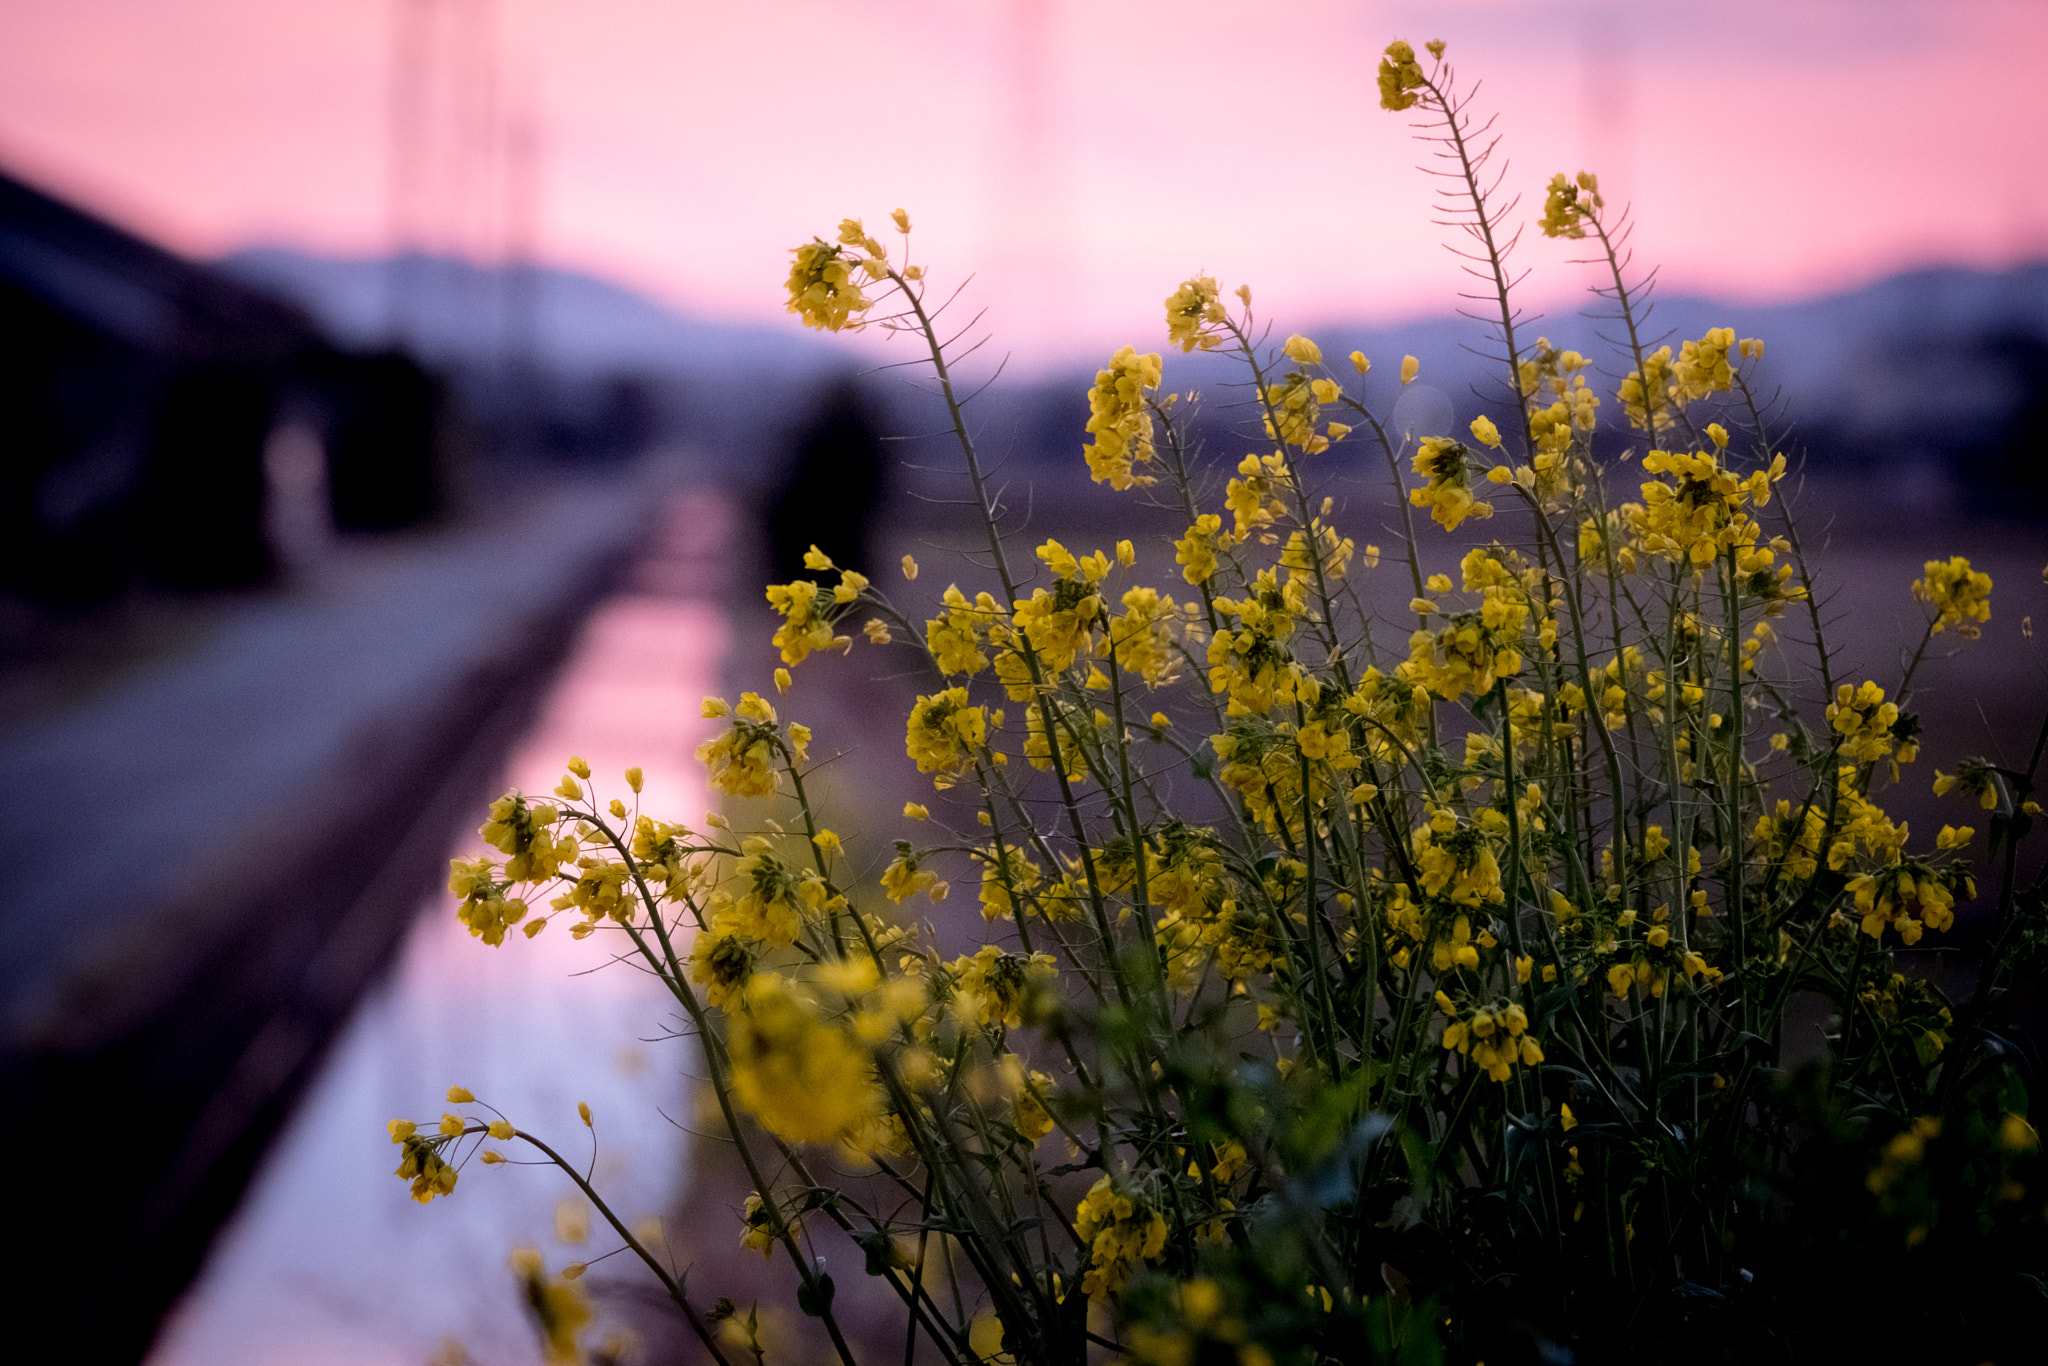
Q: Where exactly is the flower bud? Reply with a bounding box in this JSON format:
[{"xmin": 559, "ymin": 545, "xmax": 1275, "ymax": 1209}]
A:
[{"xmin": 1283, "ymin": 334, "xmax": 1322, "ymax": 365}]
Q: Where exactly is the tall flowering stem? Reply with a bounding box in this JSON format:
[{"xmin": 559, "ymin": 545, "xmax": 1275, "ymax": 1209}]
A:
[{"xmin": 384, "ymin": 54, "xmax": 2048, "ymax": 1366}]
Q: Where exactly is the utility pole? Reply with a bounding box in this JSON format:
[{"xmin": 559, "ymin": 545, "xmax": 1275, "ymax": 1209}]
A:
[
  {"xmin": 386, "ymin": 0, "xmax": 501, "ymax": 358},
  {"xmin": 989, "ymin": 0, "xmax": 1067, "ymax": 358}
]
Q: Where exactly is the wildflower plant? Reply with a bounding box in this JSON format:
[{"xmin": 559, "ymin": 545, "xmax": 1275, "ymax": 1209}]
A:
[{"xmin": 389, "ymin": 42, "xmax": 2048, "ymax": 1366}]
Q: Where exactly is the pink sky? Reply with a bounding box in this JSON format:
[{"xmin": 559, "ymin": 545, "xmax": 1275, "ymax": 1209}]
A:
[{"xmin": 2, "ymin": 0, "xmax": 2044, "ymax": 366}]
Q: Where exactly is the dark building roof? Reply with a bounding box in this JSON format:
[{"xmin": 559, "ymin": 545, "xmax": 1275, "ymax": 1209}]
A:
[{"xmin": 0, "ymin": 168, "xmax": 321, "ymax": 364}]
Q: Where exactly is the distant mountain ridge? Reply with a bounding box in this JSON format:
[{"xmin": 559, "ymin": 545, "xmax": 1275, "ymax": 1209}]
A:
[
  {"xmin": 219, "ymin": 247, "xmax": 2048, "ymax": 516},
  {"xmin": 224, "ymin": 245, "xmax": 2045, "ymax": 397},
  {"xmin": 217, "ymin": 247, "xmax": 832, "ymax": 380}
]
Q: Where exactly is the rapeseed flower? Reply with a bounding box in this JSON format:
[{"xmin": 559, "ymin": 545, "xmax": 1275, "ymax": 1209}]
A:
[
  {"xmin": 1410, "ymin": 437, "xmax": 1494, "ymax": 531},
  {"xmin": 784, "ymin": 238, "xmax": 873, "ymax": 333},
  {"xmin": 1084, "ymin": 346, "xmax": 1164, "ymax": 490},
  {"xmin": 1913, "ymin": 555, "xmax": 1993, "ymax": 637},
  {"xmin": 1075, "ymin": 1176, "xmax": 1169, "ymax": 1296},
  {"xmin": 727, "ymin": 974, "xmax": 880, "ymax": 1145},
  {"xmin": 1164, "ymin": 275, "xmax": 1227, "ymax": 353},
  {"xmin": 1377, "ymin": 39, "xmax": 1429, "ymax": 111}
]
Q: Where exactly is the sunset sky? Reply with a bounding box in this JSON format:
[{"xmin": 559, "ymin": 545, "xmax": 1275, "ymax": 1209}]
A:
[{"xmin": 2, "ymin": 0, "xmax": 2044, "ymax": 366}]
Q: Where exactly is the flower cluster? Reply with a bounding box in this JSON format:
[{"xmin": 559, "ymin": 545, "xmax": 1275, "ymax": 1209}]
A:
[
  {"xmin": 1409, "ymin": 437, "xmax": 1493, "ymax": 530},
  {"xmin": 1376, "ymin": 39, "xmax": 1432, "ymax": 110},
  {"xmin": 1436, "ymin": 992, "xmax": 1543, "ymax": 1082},
  {"xmin": 784, "ymin": 218, "xmax": 887, "ymax": 332},
  {"xmin": 1539, "ymin": 171, "xmax": 1603, "ymax": 239},
  {"xmin": 1075, "ymin": 1177, "xmax": 1170, "ymax": 1296},
  {"xmin": 1827, "ymin": 680, "xmax": 1919, "ymax": 766},
  {"xmin": 392, "ymin": 46, "xmax": 2047, "ymax": 1366},
  {"xmin": 1084, "ymin": 346, "xmax": 1164, "ymax": 490},
  {"xmin": 765, "ymin": 547, "xmax": 868, "ymax": 664},
  {"xmin": 1164, "ymin": 274, "xmax": 1227, "ymax": 353},
  {"xmin": 1914, "ymin": 555, "xmax": 1994, "ymax": 637}
]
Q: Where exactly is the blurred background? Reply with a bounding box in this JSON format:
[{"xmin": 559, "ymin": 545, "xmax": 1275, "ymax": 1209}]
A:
[{"xmin": 0, "ymin": 1, "xmax": 2043, "ymax": 1363}]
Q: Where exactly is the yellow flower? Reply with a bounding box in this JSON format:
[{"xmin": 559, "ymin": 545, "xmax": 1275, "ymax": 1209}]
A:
[
  {"xmin": 976, "ymin": 843, "xmax": 1042, "ymax": 922},
  {"xmin": 712, "ymin": 838, "xmax": 816, "ymax": 946},
  {"xmin": 478, "ymin": 792, "xmax": 567, "ymax": 884},
  {"xmin": 766, "ymin": 576, "xmax": 854, "ymax": 665},
  {"xmin": 689, "ymin": 932, "xmax": 754, "ymax": 1010},
  {"xmin": 1400, "ymin": 354, "xmax": 1419, "ymax": 384},
  {"xmin": 1934, "ymin": 758, "xmax": 2000, "ymax": 810},
  {"xmin": 1626, "ymin": 446, "xmax": 1787, "ymax": 574},
  {"xmin": 740, "ymin": 1191, "xmax": 793, "ymax": 1257},
  {"xmin": 1912, "ymin": 555, "xmax": 1992, "ymax": 638},
  {"xmin": 393, "ymin": 1133, "xmax": 458, "ymax": 1203},
  {"xmin": 948, "ymin": 943, "xmax": 1056, "ymax": 1026},
  {"xmin": 1207, "ymin": 572, "xmax": 1306, "ymax": 716},
  {"xmin": 906, "ymin": 687, "xmax": 989, "ymax": 775},
  {"xmin": 1175, "ymin": 514, "xmax": 1225, "ymax": 585},
  {"xmin": 727, "ymin": 974, "xmax": 880, "ymax": 1145},
  {"xmin": 1012, "ymin": 579, "xmax": 1102, "ymax": 674},
  {"xmin": 450, "ymin": 854, "xmax": 530, "ymax": 946},
  {"xmin": 1164, "ymin": 274, "xmax": 1227, "ymax": 352},
  {"xmin": 1083, "ymin": 346, "xmax": 1165, "ymax": 490},
  {"xmin": 697, "ymin": 696, "xmax": 786, "ymax": 798},
  {"xmin": 1409, "ymin": 437, "xmax": 1493, "ymax": 531},
  {"xmin": 1282, "ymin": 333, "xmax": 1323, "ymax": 365},
  {"xmin": 784, "ymin": 238, "xmax": 873, "ymax": 332},
  {"xmin": 1437, "ymin": 993, "xmax": 1540, "ymax": 1082},
  {"xmin": 1539, "ymin": 171, "xmax": 1602, "ymax": 239},
  {"xmin": 509, "ymin": 1247, "xmax": 591, "ymax": 1364},
  {"xmin": 1673, "ymin": 327, "xmax": 1736, "ymax": 399},
  {"xmin": 881, "ymin": 843, "xmax": 941, "ymax": 903},
  {"xmin": 1845, "ymin": 859, "xmax": 1967, "ymax": 944},
  {"xmin": 1110, "ymin": 585, "xmax": 1182, "ymax": 687},
  {"xmin": 1036, "ymin": 538, "xmax": 1110, "ymax": 584},
  {"xmin": 1376, "ymin": 39, "xmax": 1428, "ymax": 110},
  {"xmin": 1261, "ymin": 372, "xmax": 1328, "ymax": 450},
  {"xmin": 925, "ymin": 584, "xmax": 1000, "ymax": 677},
  {"xmin": 1075, "ymin": 1175, "xmax": 1169, "ymax": 1296},
  {"xmin": 1826, "ymin": 680, "xmax": 1914, "ymax": 766},
  {"xmin": 1413, "ymin": 809, "xmax": 1507, "ymax": 908}
]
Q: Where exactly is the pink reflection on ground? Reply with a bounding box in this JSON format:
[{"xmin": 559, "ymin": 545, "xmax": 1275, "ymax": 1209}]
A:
[{"xmin": 149, "ymin": 506, "xmax": 728, "ymax": 1366}]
